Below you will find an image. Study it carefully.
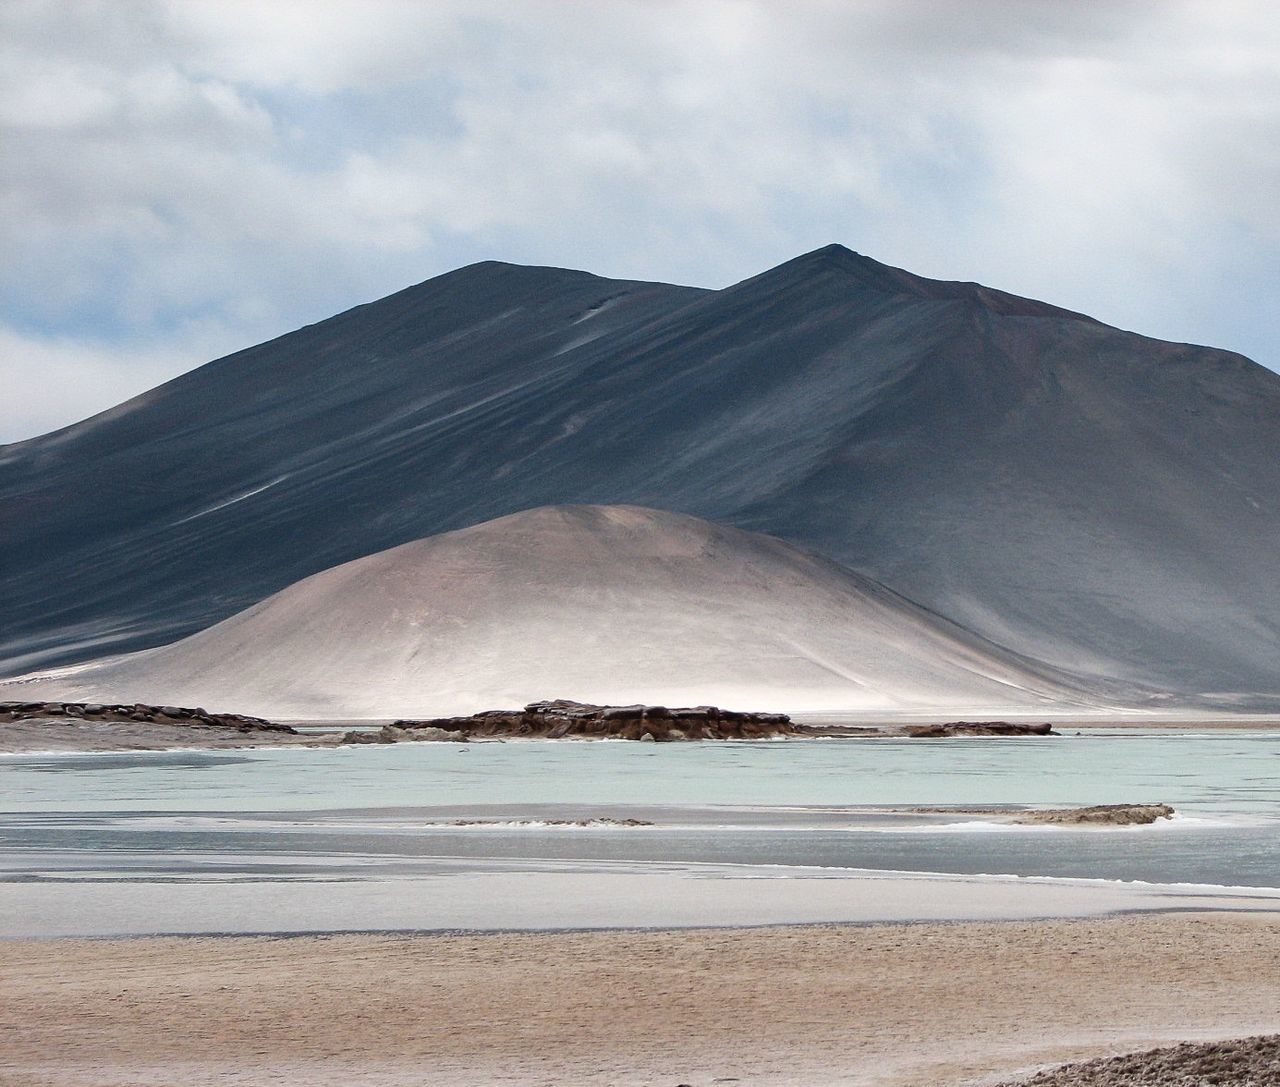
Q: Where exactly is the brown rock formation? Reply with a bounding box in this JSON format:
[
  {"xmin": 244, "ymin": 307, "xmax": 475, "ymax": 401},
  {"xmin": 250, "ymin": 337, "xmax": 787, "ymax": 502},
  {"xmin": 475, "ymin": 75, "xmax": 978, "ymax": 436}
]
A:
[
  {"xmin": 1016, "ymin": 802, "xmax": 1175, "ymax": 826},
  {"xmin": 909, "ymin": 803, "xmax": 1175, "ymax": 826},
  {"xmin": 339, "ymin": 703, "xmax": 1066, "ymax": 744},
  {"xmin": 0, "ymin": 700, "xmax": 296, "ymax": 735},
  {"xmin": 345, "ymin": 699, "xmax": 801, "ymax": 743},
  {"xmin": 904, "ymin": 721, "xmax": 1056, "ymax": 737}
]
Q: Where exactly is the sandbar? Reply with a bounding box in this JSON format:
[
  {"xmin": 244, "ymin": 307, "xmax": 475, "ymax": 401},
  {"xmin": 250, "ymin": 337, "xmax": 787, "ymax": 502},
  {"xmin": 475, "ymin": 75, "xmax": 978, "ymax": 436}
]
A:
[{"xmin": 5, "ymin": 865, "xmax": 1280, "ymax": 938}]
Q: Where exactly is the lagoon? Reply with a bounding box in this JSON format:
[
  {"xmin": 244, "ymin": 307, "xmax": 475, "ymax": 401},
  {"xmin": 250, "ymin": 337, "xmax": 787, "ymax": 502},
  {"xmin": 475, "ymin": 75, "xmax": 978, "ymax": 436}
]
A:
[{"xmin": 3, "ymin": 731, "xmax": 1278, "ymax": 902}]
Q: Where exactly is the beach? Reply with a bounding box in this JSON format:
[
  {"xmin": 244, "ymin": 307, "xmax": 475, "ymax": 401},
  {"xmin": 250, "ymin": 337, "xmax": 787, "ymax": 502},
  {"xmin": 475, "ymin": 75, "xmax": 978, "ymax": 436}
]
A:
[{"xmin": 4, "ymin": 913, "xmax": 1279, "ymax": 1087}]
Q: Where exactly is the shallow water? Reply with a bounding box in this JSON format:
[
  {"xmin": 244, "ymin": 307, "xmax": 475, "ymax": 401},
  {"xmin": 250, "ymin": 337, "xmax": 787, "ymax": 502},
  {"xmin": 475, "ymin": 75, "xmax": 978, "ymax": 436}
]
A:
[{"xmin": 2, "ymin": 731, "xmax": 1278, "ymax": 890}]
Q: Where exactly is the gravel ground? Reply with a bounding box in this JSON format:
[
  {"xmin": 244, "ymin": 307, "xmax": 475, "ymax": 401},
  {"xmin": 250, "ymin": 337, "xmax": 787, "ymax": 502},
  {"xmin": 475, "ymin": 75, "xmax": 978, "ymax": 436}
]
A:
[{"xmin": 999, "ymin": 1035, "xmax": 1280, "ymax": 1086}]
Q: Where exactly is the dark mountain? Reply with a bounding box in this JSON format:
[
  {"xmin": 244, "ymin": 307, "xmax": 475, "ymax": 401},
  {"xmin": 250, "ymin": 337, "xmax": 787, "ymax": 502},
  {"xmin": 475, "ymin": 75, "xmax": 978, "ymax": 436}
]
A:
[{"xmin": 4, "ymin": 245, "xmax": 1279, "ymax": 707}]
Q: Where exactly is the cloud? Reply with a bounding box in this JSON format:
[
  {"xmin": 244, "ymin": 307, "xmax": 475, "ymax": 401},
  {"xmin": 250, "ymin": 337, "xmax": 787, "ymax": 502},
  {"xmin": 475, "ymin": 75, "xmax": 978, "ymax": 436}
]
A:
[{"xmin": 3, "ymin": 0, "xmax": 1279, "ymax": 442}]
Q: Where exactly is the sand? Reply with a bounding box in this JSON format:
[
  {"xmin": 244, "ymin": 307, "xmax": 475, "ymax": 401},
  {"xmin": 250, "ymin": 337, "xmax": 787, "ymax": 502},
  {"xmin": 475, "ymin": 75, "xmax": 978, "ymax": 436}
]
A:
[
  {"xmin": 3, "ymin": 913, "xmax": 1278, "ymax": 1087},
  {"xmin": 4, "ymin": 505, "xmax": 1110, "ymax": 721}
]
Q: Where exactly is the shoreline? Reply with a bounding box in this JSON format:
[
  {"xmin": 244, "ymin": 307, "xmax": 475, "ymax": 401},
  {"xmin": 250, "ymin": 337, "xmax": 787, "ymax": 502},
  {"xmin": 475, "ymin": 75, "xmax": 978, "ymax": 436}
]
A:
[
  {"xmin": 2, "ymin": 715, "xmax": 1277, "ymax": 756},
  {"xmin": 4, "ymin": 913, "xmax": 1277, "ymax": 1087},
  {"xmin": 7, "ymin": 894, "xmax": 1280, "ymax": 944},
  {"xmin": 3, "ymin": 699, "xmax": 1279, "ymax": 756}
]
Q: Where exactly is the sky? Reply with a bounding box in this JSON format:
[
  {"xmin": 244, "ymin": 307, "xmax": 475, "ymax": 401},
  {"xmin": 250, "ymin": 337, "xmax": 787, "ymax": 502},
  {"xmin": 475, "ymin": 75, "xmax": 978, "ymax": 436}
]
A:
[{"xmin": 3, "ymin": 0, "xmax": 1279, "ymax": 443}]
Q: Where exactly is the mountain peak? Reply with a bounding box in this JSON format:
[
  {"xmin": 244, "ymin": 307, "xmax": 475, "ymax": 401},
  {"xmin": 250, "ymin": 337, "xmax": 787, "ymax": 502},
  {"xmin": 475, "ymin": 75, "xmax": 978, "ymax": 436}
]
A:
[
  {"xmin": 743, "ymin": 244, "xmax": 1099, "ymax": 324},
  {"xmin": 795, "ymin": 241, "xmax": 862, "ymax": 262},
  {"xmin": 774, "ymin": 243, "xmax": 880, "ymax": 277}
]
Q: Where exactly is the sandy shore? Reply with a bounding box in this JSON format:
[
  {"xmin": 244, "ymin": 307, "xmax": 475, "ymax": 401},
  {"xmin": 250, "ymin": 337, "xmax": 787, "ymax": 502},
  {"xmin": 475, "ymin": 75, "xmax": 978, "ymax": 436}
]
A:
[{"xmin": 3, "ymin": 913, "xmax": 1278, "ymax": 1087}]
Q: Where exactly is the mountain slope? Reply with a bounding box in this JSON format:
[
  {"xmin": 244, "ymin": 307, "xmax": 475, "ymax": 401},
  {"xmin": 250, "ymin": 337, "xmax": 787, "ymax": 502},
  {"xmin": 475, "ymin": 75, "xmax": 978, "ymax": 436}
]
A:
[
  {"xmin": 4, "ymin": 245, "xmax": 1280, "ymax": 706},
  {"xmin": 2, "ymin": 505, "xmax": 1122, "ymax": 718}
]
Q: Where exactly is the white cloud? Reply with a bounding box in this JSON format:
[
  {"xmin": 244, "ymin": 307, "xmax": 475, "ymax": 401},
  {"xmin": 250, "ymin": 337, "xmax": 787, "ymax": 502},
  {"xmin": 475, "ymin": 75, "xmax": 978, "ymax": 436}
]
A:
[{"xmin": 3, "ymin": 0, "xmax": 1279, "ymax": 442}]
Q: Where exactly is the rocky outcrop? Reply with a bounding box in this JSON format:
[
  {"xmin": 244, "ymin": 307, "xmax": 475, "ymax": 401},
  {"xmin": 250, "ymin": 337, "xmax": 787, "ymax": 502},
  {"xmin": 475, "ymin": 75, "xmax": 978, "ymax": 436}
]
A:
[
  {"xmin": 904, "ymin": 721, "xmax": 1055, "ymax": 737},
  {"xmin": 909, "ymin": 803, "xmax": 1175, "ymax": 825},
  {"xmin": 996, "ymin": 1034, "xmax": 1280, "ymax": 1086},
  {"xmin": 343, "ymin": 724, "xmax": 469, "ymax": 744},
  {"xmin": 339, "ymin": 702, "xmax": 1060, "ymax": 743},
  {"xmin": 1016, "ymin": 802, "xmax": 1175, "ymax": 826},
  {"xmin": 0, "ymin": 700, "xmax": 296, "ymax": 735},
  {"xmin": 344, "ymin": 700, "xmax": 802, "ymax": 743},
  {"xmin": 0, "ymin": 699, "xmax": 1060, "ymax": 746}
]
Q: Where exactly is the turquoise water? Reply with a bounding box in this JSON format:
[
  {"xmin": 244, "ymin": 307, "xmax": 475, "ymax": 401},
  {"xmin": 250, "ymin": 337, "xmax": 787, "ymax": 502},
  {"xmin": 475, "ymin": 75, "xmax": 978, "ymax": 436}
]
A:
[
  {"xmin": 2, "ymin": 731, "xmax": 1279, "ymax": 888},
  {"xmin": 4, "ymin": 731, "xmax": 1277, "ymax": 814}
]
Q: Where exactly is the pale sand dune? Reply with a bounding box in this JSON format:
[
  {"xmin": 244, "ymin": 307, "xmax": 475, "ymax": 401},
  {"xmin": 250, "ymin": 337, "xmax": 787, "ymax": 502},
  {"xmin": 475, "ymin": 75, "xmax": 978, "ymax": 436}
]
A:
[
  {"xmin": 3, "ymin": 505, "xmax": 1117, "ymax": 719},
  {"xmin": 2, "ymin": 914, "xmax": 1278, "ymax": 1087}
]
